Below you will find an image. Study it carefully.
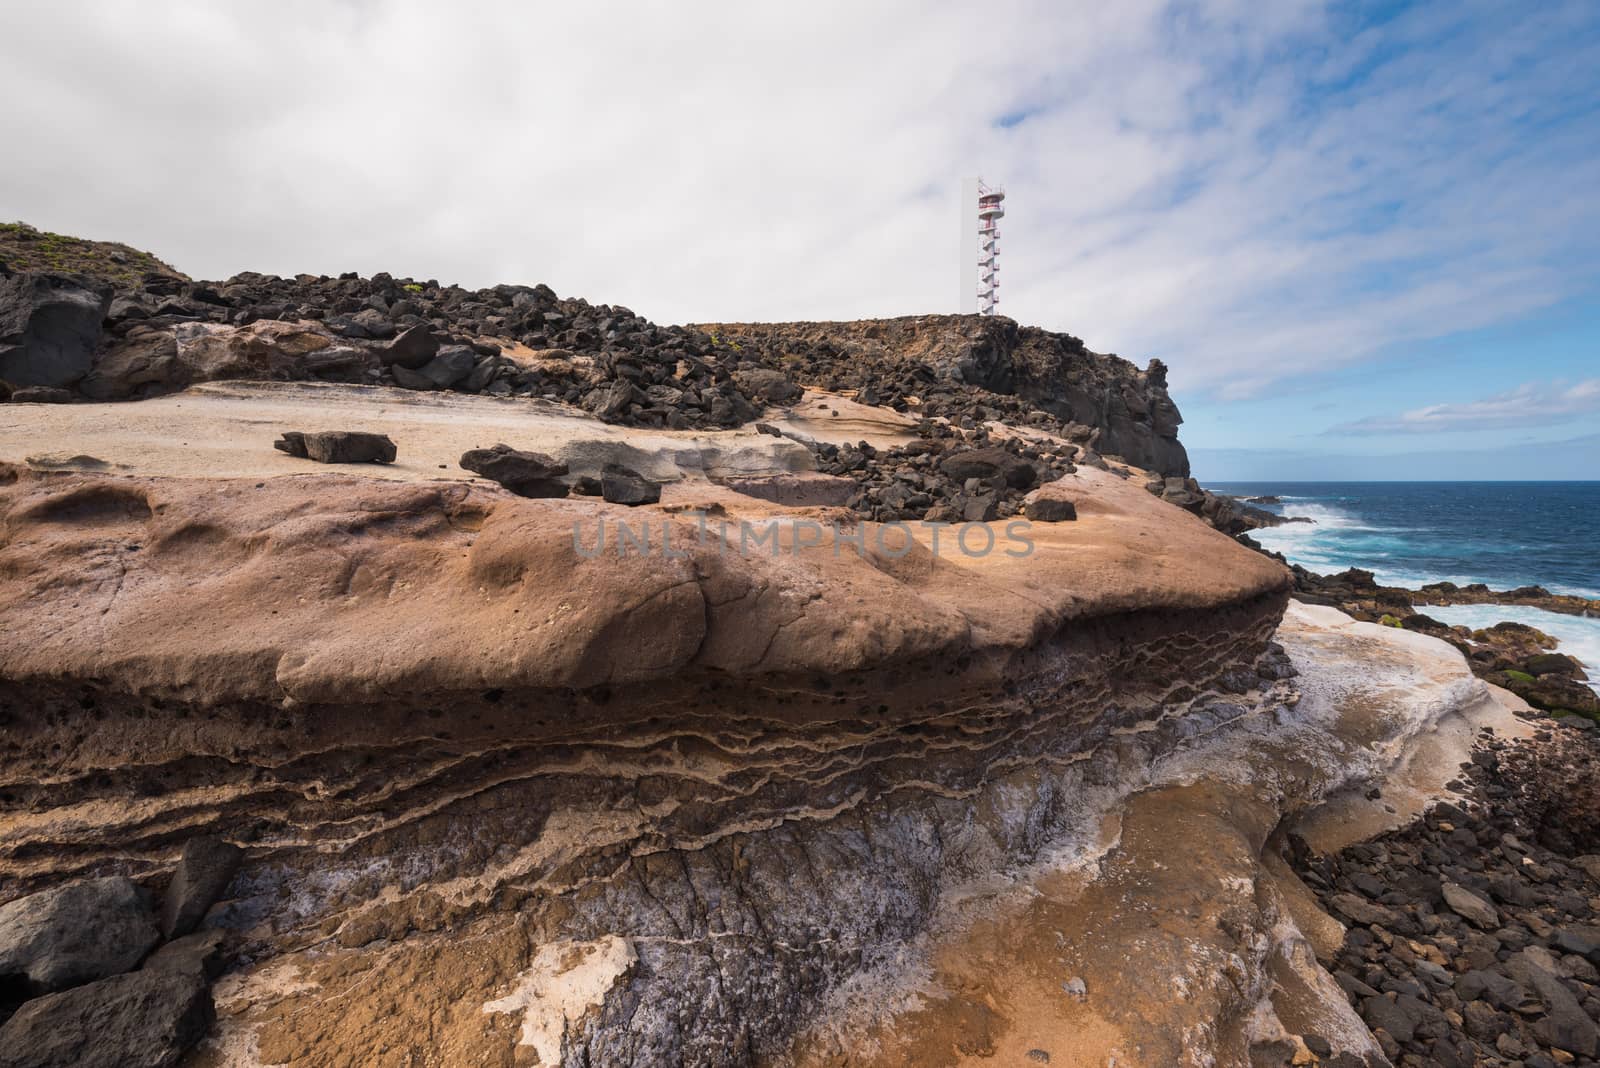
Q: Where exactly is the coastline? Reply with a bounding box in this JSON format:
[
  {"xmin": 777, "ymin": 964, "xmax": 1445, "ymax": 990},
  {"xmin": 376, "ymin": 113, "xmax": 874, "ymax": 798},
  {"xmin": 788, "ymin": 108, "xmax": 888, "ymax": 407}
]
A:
[{"xmin": 1212, "ymin": 482, "xmax": 1600, "ymax": 716}]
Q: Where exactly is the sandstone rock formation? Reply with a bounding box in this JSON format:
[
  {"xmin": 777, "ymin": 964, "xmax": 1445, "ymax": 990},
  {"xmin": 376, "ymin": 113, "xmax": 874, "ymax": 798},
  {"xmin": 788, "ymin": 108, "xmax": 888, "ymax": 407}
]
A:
[{"xmin": 0, "ymin": 450, "xmax": 1298, "ymax": 1064}]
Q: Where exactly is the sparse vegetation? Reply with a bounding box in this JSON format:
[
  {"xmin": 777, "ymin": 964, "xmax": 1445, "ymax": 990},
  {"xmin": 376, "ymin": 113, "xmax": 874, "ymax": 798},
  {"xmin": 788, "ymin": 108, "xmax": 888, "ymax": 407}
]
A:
[{"xmin": 0, "ymin": 222, "xmax": 186, "ymax": 287}]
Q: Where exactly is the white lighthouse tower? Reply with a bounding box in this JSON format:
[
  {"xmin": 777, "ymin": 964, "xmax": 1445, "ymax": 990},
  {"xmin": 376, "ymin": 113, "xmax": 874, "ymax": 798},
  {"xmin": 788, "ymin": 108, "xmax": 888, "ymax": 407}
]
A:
[{"xmin": 960, "ymin": 178, "xmax": 1006, "ymax": 315}]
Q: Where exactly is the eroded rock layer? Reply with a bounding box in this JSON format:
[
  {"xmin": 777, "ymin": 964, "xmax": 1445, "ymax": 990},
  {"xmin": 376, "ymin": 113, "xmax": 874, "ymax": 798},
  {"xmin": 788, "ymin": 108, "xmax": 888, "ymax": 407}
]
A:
[{"xmin": 0, "ymin": 460, "xmax": 1288, "ymax": 1064}]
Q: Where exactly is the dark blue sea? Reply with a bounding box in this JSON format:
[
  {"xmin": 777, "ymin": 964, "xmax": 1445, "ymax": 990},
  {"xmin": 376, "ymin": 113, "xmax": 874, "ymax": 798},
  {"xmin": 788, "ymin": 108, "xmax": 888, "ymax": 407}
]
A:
[{"xmin": 1209, "ymin": 481, "xmax": 1600, "ymax": 679}]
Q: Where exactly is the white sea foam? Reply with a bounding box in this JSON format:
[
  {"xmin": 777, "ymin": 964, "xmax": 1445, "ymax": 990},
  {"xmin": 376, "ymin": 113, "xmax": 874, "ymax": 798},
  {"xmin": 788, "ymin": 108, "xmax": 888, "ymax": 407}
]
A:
[
  {"xmin": 1416, "ymin": 603, "xmax": 1600, "ymax": 693},
  {"xmin": 1249, "ymin": 502, "xmax": 1416, "ymax": 578},
  {"xmin": 1248, "ymin": 500, "xmax": 1599, "ymax": 600}
]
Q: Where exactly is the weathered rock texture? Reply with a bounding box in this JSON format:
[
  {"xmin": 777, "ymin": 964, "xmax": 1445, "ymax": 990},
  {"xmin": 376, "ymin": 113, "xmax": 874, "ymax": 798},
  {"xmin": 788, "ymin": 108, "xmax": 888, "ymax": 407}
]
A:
[
  {"xmin": 787, "ymin": 602, "xmax": 1533, "ymax": 1068},
  {"xmin": 0, "ymin": 458, "xmax": 1288, "ymax": 1065},
  {"xmin": 703, "ymin": 316, "xmax": 1190, "ymax": 477}
]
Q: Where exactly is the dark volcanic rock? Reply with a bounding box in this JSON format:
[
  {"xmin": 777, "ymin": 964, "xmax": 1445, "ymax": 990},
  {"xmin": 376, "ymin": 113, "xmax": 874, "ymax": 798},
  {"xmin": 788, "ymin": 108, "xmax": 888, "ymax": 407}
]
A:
[
  {"xmin": 145, "ymin": 929, "xmax": 225, "ymax": 982},
  {"xmin": 0, "ymin": 271, "xmax": 111, "ymax": 388},
  {"xmin": 159, "ymin": 837, "xmax": 243, "ymax": 939},
  {"xmin": 78, "ymin": 329, "xmax": 180, "ymax": 400},
  {"xmin": 600, "ymin": 464, "xmax": 662, "ymax": 506},
  {"xmin": 460, "ymin": 444, "xmax": 569, "ymax": 498},
  {"xmin": 382, "ymin": 323, "xmax": 439, "ymax": 369},
  {"xmin": 408, "ymin": 345, "xmax": 477, "ymax": 390},
  {"xmin": 274, "ymin": 431, "xmax": 397, "ymax": 464},
  {"xmin": 704, "ymin": 317, "xmax": 1191, "ymax": 477},
  {"xmin": 0, "ymin": 877, "xmax": 159, "ymax": 996},
  {"xmin": 1294, "ymin": 726, "xmax": 1600, "ymax": 1067},
  {"xmin": 720, "ymin": 474, "xmax": 856, "ymax": 508},
  {"xmin": 731, "ymin": 368, "xmax": 801, "ymax": 405},
  {"xmin": 938, "ymin": 447, "xmax": 1037, "ymax": 490},
  {"xmin": 0, "ymin": 950, "xmax": 214, "ymax": 1068},
  {"xmin": 1026, "ymin": 497, "xmax": 1077, "ymax": 523},
  {"xmin": 1527, "ymin": 652, "xmax": 1586, "ymax": 679}
]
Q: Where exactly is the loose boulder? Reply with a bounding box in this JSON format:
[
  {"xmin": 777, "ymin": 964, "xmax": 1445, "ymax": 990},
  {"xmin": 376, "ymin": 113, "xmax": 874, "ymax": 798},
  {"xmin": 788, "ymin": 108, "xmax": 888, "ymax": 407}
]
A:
[
  {"xmin": 0, "ymin": 951, "xmax": 213, "ymax": 1068},
  {"xmin": 274, "ymin": 431, "xmax": 397, "ymax": 464},
  {"xmin": 394, "ymin": 345, "xmax": 477, "ymax": 391},
  {"xmin": 78, "ymin": 329, "xmax": 180, "ymax": 400},
  {"xmin": 601, "ymin": 464, "xmax": 662, "ymax": 506},
  {"xmin": 938, "ymin": 448, "xmax": 1037, "ymax": 490},
  {"xmin": 0, "ymin": 271, "xmax": 111, "ymax": 388},
  {"xmin": 1441, "ymin": 882, "xmax": 1499, "ymax": 929},
  {"xmin": 383, "ymin": 323, "xmax": 439, "ymax": 370},
  {"xmin": 1026, "ymin": 497, "xmax": 1078, "ymax": 523},
  {"xmin": 732, "ymin": 368, "xmax": 801, "ymax": 405},
  {"xmin": 460, "ymin": 444, "xmax": 569, "ymax": 498},
  {"xmin": 160, "ymin": 837, "xmax": 243, "ymax": 939},
  {"xmin": 0, "ymin": 877, "xmax": 160, "ymax": 996}
]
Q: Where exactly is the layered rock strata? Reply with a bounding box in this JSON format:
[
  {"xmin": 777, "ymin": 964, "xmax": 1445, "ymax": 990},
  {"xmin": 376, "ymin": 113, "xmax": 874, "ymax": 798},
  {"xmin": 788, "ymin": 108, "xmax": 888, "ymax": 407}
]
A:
[
  {"xmin": 788, "ymin": 604, "xmax": 1538, "ymax": 1067},
  {"xmin": 0, "ymin": 457, "xmax": 1288, "ymax": 1064}
]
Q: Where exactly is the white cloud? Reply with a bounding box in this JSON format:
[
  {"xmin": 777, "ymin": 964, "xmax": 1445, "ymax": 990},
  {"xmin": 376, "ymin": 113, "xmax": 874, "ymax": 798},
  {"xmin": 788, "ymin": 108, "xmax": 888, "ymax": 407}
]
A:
[
  {"xmin": 1, "ymin": 0, "xmax": 1596, "ymax": 402},
  {"xmin": 1335, "ymin": 378, "xmax": 1600, "ymax": 433}
]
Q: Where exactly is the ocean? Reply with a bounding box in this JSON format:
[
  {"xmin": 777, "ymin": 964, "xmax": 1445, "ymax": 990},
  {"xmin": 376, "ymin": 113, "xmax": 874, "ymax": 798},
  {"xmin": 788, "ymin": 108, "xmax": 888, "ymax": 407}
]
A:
[{"xmin": 1208, "ymin": 481, "xmax": 1600, "ymax": 682}]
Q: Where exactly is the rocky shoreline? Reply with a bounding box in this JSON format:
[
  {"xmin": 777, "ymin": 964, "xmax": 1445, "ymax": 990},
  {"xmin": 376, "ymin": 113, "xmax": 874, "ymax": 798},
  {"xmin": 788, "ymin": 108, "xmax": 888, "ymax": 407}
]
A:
[{"xmin": 1292, "ymin": 717, "xmax": 1600, "ymax": 1067}]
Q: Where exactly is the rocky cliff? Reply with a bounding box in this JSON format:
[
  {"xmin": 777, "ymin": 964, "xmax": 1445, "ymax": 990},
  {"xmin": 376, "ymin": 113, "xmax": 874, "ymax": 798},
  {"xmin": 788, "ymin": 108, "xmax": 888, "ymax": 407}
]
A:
[
  {"xmin": 699, "ymin": 317, "xmax": 1190, "ymax": 478},
  {"xmin": 0, "ymin": 229, "xmax": 1568, "ymax": 1068}
]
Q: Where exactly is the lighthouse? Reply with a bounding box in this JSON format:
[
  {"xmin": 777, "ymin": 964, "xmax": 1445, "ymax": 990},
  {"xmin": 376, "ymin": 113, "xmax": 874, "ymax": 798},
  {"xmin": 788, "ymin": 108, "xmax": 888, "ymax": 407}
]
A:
[{"xmin": 960, "ymin": 178, "xmax": 1006, "ymax": 315}]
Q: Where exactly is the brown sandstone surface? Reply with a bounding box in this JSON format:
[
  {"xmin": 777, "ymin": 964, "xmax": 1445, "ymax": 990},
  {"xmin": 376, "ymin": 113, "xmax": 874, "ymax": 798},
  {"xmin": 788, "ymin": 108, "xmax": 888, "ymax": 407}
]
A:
[{"xmin": 0, "ymin": 402, "xmax": 1295, "ymax": 1064}]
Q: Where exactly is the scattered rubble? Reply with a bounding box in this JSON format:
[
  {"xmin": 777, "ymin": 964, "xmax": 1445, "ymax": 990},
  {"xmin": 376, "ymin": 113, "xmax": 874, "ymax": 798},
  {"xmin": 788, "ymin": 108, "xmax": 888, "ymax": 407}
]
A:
[{"xmin": 1294, "ymin": 724, "xmax": 1600, "ymax": 1067}]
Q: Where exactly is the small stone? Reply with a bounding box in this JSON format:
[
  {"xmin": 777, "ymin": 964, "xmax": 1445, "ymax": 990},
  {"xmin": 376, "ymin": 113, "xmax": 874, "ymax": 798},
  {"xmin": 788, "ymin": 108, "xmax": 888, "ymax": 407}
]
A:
[{"xmin": 1061, "ymin": 977, "xmax": 1086, "ymax": 1000}]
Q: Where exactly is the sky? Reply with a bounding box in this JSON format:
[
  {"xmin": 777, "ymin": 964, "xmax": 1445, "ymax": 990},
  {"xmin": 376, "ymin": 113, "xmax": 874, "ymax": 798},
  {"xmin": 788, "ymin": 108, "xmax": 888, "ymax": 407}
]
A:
[{"xmin": 3, "ymin": 0, "xmax": 1598, "ymax": 480}]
